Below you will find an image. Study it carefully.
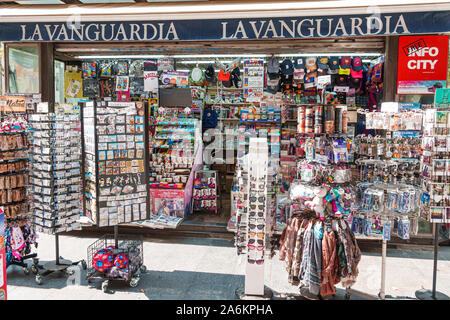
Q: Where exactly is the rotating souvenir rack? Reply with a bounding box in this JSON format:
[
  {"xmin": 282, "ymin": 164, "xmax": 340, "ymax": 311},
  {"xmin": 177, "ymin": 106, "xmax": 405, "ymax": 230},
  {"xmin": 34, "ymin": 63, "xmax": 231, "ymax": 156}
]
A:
[
  {"xmin": 416, "ymin": 99, "xmax": 450, "ymax": 300},
  {"xmin": 229, "ymin": 116, "xmax": 280, "ymax": 266},
  {"xmin": 147, "ymin": 105, "xmax": 202, "ymax": 228},
  {"xmin": 82, "ymin": 101, "xmax": 150, "ymax": 228},
  {"xmin": 0, "ymin": 102, "xmax": 39, "ymax": 275},
  {"xmin": 28, "ymin": 109, "xmax": 86, "ymax": 285}
]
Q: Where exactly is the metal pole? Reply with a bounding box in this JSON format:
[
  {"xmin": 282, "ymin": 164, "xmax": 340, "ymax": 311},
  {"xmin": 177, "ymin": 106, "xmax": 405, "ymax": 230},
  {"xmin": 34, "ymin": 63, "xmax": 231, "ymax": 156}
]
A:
[
  {"xmin": 380, "ymin": 240, "xmax": 387, "ymax": 300},
  {"xmin": 432, "ymin": 223, "xmax": 439, "ymax": 299},
  {"xmin": 55, "ymin": 233, "xmax": 59, "ymax": 265},
  {"xmin": 114, "ymin": 225, "xmax": 119, "ymax": 248},
  {"xmin": 415, "ymin": 222, "xmax": 450, "ymax": 300}
]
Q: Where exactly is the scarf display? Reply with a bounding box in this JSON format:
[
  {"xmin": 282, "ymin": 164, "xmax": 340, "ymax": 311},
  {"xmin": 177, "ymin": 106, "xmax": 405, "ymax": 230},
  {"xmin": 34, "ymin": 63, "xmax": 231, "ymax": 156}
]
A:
[{"xmin": 279, "ymin": 210, "xmax": 361, "ymax": 297}]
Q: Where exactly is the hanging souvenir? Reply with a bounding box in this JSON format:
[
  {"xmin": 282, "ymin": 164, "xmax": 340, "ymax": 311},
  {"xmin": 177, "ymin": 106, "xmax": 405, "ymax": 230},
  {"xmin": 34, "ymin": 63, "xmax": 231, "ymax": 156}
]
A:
[
  {"xmin": 82, "ymin": 79, "xmax": 99, "ymax": 98},
  {"xmin": 82, "ymin": 61, "xmax": 97, "ymax": 79},
  {"xmin": 189, "ymin": 67, "xmax": 204, "ymax": 85},
  {"xmin": 116, "ymin": 61, "xmax": 129, "ymax": 76},
  {"xmin": 129, "ymin": 60, "xmax": 144, "ymax": 77}
]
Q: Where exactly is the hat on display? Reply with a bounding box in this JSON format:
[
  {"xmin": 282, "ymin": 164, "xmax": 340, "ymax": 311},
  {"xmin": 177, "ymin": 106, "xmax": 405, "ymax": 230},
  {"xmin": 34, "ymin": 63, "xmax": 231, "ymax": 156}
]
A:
[
  {"xmin": 189, "ymin": 67, "xmax": 204, "ymax": 85},
  {"xmin": 340, "ymin": 56, "xmax": 352, "ymax": 69},
  {"xmin": 281, "ymin": 74, "xmax": 293, "ymax": 87},
  {"xmin": 231, "ymin": 67, "xmax": 241, "ymax": 88},
  {"xmin": 203, "ymin": 109, "xmax": 218, "ymax": 129},
  {"xmin": 335, "ymin": 74, "xmax": 349, "ymax": 86},
  {"xmin": 350, "ymin": 76, "xmax": 363, "ymax": 89},
  {"xmin": 267, "ymin": 72, "xmax": 281, "ymax": 93},
  {"xmin": 294, "ymin": 57, "xmax": 305, "ymax": 70},
  {"xmin": 205, "ymin": 64, "xmax": 215, "ymax": 82},
  {"xmin": 267, "ymin": 57, "xmax": 280, "ymax": 74},
  {"xmin": 218, "ymin": 69, "xmax": 232, "ymax": 87},
  {"xmin": 267, "ymin": 78, "xmax": 280, "ymax": 94},
  {"xmin": 350, "ymin": 69, "xmax": 363, "ymax": 79},
  {"xmin": 352, "ymin": 56, "xmax": 363, "ymax": 72},
  {"xmin": 293, "ymin": 69, "xmax": 305, "ymax": 83},
  {"xmin": 328, "ymin": 57, "xmax": 339, "ymax": 71},
  {"xmin": 280, "ymin": 59, "xmax": 294, "ymax": 75},
  {"xmin": 338, "ymin": 65, "xmax": 351, "ymax": 76},
  {"xmin": 305, "ymin": 57, "xmax": 317, "ymax": 73},
  {"xmin": 317, "ymin": 57, "xmax": 329, "ymax": 70}
]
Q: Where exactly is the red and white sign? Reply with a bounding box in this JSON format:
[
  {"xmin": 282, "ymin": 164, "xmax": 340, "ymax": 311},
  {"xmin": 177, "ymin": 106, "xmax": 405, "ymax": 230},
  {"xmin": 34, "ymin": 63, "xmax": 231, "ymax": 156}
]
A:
[
  {"xmin": 0, "ymin": 207, "xmax": 7, "ymax": 300},
  {"xmin": 397, "ymin": 35, "xmax": 449, "ymax": 95}
]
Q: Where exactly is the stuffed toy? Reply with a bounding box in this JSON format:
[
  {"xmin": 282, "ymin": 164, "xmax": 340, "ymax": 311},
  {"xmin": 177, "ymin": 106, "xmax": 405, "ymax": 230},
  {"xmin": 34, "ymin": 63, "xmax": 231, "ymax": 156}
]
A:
[{"xmin": 305, "ymin": 187, "xmax": 327, "ymax": 219}]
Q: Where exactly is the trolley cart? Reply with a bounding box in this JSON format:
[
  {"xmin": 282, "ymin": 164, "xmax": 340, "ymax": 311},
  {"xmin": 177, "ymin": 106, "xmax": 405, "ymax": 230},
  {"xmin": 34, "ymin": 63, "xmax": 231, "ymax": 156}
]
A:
[{"xmin": 86, "ymin": 233, "xmax": 146, "ymax": 293}]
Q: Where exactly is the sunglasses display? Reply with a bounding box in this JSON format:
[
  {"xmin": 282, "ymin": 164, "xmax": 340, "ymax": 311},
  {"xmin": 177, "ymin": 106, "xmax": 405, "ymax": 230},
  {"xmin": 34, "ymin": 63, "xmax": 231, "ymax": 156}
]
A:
[
  {"xmin": 249, "ymin": 211, "xmax": 264, "ymax": 218},
  {"xmin": 247, "ymin": 244, "xmax": 265, "ymax": 251},
  {"xmin": 250, "ymin": 204, "xmax": 265, "ymax": 211},
  {"xmin": 248, "ymin": 259, "xmax": 264, "ymax": 265},
  {"xmin": 249, "ymin": 217, "xmax": 265, "ymax": 224},
  {"xmin": 248, "ymin": 238, "xmax": 264, "ymax": 245},
  {"xmin": 249, "ymin": 195, "xmax": 265, "ymax": 203},
  {"xmin": 249, "ymin": 232, "xmax": 265, "ymax": 239},
  {"xmin": 249, "ymin": 223, "xmax": 265, "ymax": 230}
]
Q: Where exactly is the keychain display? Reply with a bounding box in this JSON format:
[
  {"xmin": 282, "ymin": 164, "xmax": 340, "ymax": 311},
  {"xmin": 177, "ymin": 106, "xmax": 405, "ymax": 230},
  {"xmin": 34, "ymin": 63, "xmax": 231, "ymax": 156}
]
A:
[
  {"xmin": 364, "ymin": 110, "xmax": 423, "ymax": 131},
  {"xmin": 356, "ymin": 159, "xmax": 421, "ymax": 185},
  {"xmin": 355, "ymin": 134, "xmax": 421, "ymax": 160},
  {"xmin": 358, "ymin": 183, "xmax": 419, "ymax": 215}
]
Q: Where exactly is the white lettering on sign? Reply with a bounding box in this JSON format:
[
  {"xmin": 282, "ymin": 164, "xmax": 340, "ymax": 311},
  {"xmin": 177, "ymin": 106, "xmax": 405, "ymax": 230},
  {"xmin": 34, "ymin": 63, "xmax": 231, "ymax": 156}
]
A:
[
  {"xmin": 407, "ymin": 47, "xmax": 440, "ymax": 70},
  {"xmin": 407, "ymin": 60, "xmax": 438, "ymax": 70},
  {"xmin": 18, "ymin": 14, "xmax": 410, "ymax": 42}
]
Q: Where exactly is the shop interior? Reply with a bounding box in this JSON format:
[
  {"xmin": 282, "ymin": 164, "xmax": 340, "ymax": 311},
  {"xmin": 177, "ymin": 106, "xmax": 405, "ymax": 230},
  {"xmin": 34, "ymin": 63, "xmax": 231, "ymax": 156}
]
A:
[{"xmin": 49, "ymin": 37, "xmax": 385, "ymax": 228}]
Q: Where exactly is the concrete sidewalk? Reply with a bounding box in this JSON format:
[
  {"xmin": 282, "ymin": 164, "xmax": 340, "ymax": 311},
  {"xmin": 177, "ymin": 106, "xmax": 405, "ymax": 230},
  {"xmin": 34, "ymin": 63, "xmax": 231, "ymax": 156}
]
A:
[{"xmin": 6, "ymin": 232, "xmax": 450, "ymax": 300}]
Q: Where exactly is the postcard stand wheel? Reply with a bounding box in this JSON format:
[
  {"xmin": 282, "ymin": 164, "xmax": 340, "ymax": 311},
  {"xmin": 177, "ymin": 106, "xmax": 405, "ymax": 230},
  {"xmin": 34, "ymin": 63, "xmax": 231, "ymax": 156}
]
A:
[
  {"xmin": 34, "ymin": 234, "xmax": 85, "ymax": 285},
  {"xmin": 129, "ymin": 276, "xmax": 140, "ymax": 288},
  {"xmin": 102, "ymin": 280, "xmax": 109, "ymax": 293},
  {"xmin": 23, "ymin": 267, "xmax": 30, "ymax": 275}
]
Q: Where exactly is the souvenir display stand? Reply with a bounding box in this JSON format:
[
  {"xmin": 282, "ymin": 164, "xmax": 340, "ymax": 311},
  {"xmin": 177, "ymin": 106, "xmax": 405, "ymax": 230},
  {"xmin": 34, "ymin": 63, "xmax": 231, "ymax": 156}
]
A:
[
  {"xmin": 82, "ymin": 101, "xmax": 149, "ymax": 227},
  {"xmin": 148, "ymin": 105, "xmax": 202, "ymax": 227},
  {"xmin": 81, "ymin": 100, "xmax": 149, "ymax": 291},
  {"xmin": 345, "ymin": 106, "xmax": 423, "ymax": 300},
  {"xmin": 193, "ymin": 170, "xmax": 219, "ymax": 214},
  {"xmin": 415, "ymin": 100, "xmax": 450, "ymax": 300},
  {"xmin": 0, "ymin": 102, "xmax": 39, "ymax": 276},
  {"xmin": 235, "ymin": 138, "xmax": 273, "ymax": 299},
  {"xmin": 28, "ymin": 109, "xmax": 86, "ymax": 285}
]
